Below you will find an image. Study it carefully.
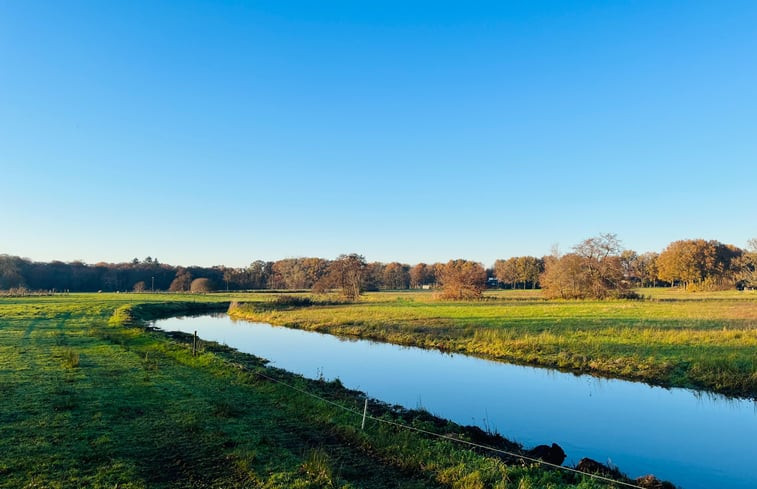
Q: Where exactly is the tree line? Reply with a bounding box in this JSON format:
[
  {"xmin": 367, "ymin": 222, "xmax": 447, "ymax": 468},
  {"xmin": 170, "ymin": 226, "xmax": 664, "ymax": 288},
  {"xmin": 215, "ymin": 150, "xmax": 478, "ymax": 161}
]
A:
[
  {"xmin": 535, "ymin": 235, "xmax": 757, "ymax": 299},
  {"xmin": 1, "ymin": 236, "xmax": 755, "ymax": 299}
]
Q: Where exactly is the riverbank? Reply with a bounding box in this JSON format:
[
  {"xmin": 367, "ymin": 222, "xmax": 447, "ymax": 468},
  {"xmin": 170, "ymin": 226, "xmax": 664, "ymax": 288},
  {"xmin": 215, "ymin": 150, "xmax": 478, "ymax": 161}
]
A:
[
  {"xmin": 229, "ymin": 290, "xmax": 757, "ymax": 398},
  {"xmin": 1, "ymin": 294, "xmax": 644, "ymax": 488}
]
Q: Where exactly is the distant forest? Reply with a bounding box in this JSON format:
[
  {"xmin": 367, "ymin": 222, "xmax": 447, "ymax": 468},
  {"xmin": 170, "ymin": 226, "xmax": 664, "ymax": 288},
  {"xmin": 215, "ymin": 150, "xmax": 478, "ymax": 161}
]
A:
[{"xmin": 1, "ymin": 236, "xmax": 756, "ymax": 295}]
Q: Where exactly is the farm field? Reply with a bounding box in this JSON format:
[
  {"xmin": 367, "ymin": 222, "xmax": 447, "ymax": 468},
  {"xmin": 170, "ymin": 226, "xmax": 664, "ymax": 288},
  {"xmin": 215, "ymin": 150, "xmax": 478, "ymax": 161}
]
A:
[
  {"xmin": 6, "ymin": 2, "xmax": 756, "ymax": 488},
  {"xmin": 0, "ymin": 294, "xmax": 628, "ymax": 489},
  {"xmin": 230, "ymin": 289, "xmax": 757, "ymax": 398}
]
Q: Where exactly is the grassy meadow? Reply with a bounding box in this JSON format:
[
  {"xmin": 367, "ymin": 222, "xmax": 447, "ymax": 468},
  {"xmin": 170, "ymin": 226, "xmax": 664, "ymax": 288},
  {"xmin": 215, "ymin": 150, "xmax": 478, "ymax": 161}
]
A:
[
  {"xmin": 230, "ymin": 289, "xmax": 757, "ymax": 398},
  {"xmin": 0, "ymin": 293, "xmax": 628, "ymax": 489}
]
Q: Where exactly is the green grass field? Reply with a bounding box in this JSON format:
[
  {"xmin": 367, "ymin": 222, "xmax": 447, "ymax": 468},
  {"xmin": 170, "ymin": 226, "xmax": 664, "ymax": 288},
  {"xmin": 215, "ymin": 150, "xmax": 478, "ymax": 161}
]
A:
[
  {"xmin": 0, "ymin": 294, "xmax": 628, "ymax": 489},
  {"xmin": 231, "ymin": 289, "xmax": 757, "ymax": 398}
]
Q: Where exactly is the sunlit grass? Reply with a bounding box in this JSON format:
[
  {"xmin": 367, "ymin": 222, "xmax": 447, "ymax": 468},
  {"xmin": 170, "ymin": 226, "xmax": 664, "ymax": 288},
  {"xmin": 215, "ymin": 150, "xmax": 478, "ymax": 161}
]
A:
[
  {"xmin": 0, "ymin": 293, "xmax": 623, "ymax": 488},
  {"xmin": 231, "ymin": 289, "xmax": 757, "ymax": 397}
]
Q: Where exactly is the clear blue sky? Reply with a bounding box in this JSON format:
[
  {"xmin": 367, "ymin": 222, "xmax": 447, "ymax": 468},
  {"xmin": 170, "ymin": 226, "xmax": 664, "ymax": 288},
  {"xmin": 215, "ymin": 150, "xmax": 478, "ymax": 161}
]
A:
[{"xmin": 2, "ymin": 1, "xmax": 756, "ymax": 267}]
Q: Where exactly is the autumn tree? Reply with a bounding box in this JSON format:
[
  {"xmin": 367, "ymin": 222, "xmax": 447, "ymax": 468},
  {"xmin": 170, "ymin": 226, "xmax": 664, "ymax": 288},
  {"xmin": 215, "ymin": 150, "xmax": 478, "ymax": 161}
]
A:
[
  {"xmin": 247, "ymin": 260, "xmax": 272, "ymax": 289},
  {"xmin": 437, "ymin": 259, "xmax": 487, "ymax": 300},
  {"xmin": 362, "ymin": 262, "xmax": 385, "ymax": 292},
  {"xmin": 382, "ymin": 262, "xmax": 410, "ymax": 289},
  {"xmin": 132, "ymin": 281, "xmax": 146, "ymax": 292},
  {"xmin": 304, "ymin": 258, "xmax": 330, "ymax": 288},
  {"xmin": 169, "ymin": 268, "xmax": 192, "ymax": 292},
  {"xmin": 540, "ymin": 253, "xmax": 587, "ymax": 299},
  {"xmin": 658, "ymin": 240, "xmax": 709, "ymax": 286},
  {"xmin": 329, "ymin": 254, "xmax": 366, "ymax": 300},
  {"xmin": 516, "ymin": 256, "xmax": 543, "ymax": 289},
  {"xmin": 494, "ymin": 256, "xmax": 544, "ymax": 289},
  {"xmin": 270, "ymin": 258, "xmax": 329, "ymax": 289},
  {"xmin": 493, "ymin": 258, "xmax": 518, "ymax": 289},
  {"xmin": 269, "ymin": 259, "xmax": 305, "ymax": 289},
  {"xmin": 657, "ymin": 239, "xmax": 742, "ymax": 289},
  {"xmin": 636, "ymin": 252, "xmax": 659, "ymax": 287},
  {"xmin": 540, "ymin": 234, "xmax": 628, "ymax": 299},
  {"xmin": 216, "ymin": 265, "xmax": 260, "ymax": 290},
  {"xmin": 409, "ymin": 263, "xmax": 434, "ymax": 288}
]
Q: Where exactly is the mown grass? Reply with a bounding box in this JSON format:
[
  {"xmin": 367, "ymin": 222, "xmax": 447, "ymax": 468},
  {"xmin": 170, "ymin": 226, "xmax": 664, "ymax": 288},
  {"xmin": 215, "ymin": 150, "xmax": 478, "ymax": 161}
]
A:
[
  {"xmin": 230, "ymin": 289, "xmax": 757, "ymax": 398},
  {"xmin": 0, "ymin": 294, "xmax": 624, "ymax": 488}
]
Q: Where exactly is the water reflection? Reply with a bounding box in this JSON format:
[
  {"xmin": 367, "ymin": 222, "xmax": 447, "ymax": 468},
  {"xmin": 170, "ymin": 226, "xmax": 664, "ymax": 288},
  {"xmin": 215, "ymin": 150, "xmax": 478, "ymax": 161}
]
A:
[{"xmin": 153, "ymin": 314, "xmax": 757, "ymax": 489}]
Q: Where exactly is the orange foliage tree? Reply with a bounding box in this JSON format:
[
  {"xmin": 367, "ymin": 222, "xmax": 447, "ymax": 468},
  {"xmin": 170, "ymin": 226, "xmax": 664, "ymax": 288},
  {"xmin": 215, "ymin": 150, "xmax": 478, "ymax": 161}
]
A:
[{"xmin": 437, "ymin": 259, "xmax": 487, "ymax": 300}]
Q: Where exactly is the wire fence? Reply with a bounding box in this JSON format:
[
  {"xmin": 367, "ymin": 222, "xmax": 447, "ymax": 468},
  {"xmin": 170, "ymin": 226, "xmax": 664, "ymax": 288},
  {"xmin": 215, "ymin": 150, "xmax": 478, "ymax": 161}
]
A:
[{"xmin": 247, "ymin": 367, "xmax": 646, "ymax": 489}]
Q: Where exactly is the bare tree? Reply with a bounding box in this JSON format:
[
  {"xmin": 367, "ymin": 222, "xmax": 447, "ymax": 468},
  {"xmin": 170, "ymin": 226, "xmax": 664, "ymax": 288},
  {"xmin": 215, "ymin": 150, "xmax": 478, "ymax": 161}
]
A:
[
  {"xmin": 329, "ymin": 254, "xmax": 366, "ymax": 300},
  {"xmin": 735, "ymin": 238, "xmax": 757, "ymax": 289},
  {"xmin": 541, "ymin": 234, "xmax": 628, "ymax": 299}
]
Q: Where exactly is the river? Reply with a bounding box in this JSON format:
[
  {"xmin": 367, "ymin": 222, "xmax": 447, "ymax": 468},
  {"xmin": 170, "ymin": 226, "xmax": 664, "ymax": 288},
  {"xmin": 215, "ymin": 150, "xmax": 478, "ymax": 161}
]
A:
[{"xmin": 153, "ymin": 314, "xmax": 757, "ymax": 489}]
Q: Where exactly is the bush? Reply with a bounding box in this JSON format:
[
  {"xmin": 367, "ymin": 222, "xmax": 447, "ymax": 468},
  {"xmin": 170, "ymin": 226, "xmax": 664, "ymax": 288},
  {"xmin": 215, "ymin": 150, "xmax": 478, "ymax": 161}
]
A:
[
  {"xmin": 437, "ymin": 259, "xmax": 487, "ymax": 300},
  {"xmin": 249, "ymin": 295, "xmax": 316, "ymax": 312},
  {"xmin": 273, "ymin": 295, "xmax": 313, "ymax": 308},
  {"xmin": 616, "ymin": 290, "xmax": 643, "ymax": 300},
  {"xmin": 190, "ymin": 278, "xmax": 214, "ymax": 293}
]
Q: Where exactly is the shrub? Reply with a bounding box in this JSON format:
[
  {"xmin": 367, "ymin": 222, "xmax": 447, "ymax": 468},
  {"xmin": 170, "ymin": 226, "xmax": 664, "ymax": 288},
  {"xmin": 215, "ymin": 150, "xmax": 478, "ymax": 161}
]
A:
[
  {"xmin": 190, "ymin": 278, "xmax": 214, "ymax": 293},
  {"xmin": 274, "ymin": 295, "xmax": 313, "ymax": 307},
  {"xmin": 437, "ymin": 259, "xmax": 487, "ymax": 300}
]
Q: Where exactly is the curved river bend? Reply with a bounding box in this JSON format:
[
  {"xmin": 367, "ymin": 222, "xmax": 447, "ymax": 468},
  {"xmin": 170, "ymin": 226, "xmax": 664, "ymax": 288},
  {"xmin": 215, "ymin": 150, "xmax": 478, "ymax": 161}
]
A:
[{"xmin": 153, "ymin": 314, "xmax": 757, "ymax": 489}]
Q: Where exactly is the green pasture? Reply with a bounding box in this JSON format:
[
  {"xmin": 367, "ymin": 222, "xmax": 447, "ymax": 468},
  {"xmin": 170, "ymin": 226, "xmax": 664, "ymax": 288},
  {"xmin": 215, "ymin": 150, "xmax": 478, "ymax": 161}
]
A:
[
  {"xmin": 0, "ymin": 294, "xmax": 623, "ymax": 488},
  {"xmin": 231, "ymin": 289, "xmax": 757, "ymax": 397}
]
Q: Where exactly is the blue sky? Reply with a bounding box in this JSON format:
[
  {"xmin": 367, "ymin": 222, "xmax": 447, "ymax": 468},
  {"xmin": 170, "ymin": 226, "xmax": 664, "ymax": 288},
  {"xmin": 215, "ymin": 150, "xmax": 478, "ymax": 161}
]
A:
[{"xmin": 1, "ymin": 1, "xmax": 756, "ymax": 267}]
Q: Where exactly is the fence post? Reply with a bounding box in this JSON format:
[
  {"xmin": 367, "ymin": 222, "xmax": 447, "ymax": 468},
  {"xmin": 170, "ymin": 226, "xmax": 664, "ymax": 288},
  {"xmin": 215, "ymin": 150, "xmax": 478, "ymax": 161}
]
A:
[
  {"xmin": 361, "ymin": 398, "xmax": 368, "ymax": 430},
  {"xmin": 193, "ymin": 331, "xmax": 197, "ymax": 357}
]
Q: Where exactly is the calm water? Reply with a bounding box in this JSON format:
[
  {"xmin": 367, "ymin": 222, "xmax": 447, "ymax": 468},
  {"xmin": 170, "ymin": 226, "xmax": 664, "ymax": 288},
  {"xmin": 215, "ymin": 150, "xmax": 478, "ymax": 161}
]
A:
[{"xmin": 154, "ymin": 314, "xmax": 757, "ymax": 489}]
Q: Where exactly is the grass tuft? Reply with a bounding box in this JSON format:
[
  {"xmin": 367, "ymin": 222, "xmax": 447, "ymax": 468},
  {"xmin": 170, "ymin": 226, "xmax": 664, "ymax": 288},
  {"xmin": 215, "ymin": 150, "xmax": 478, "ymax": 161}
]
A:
[
  {"xmin": 301, "ymin": 447, "xmax": 334, "ymax": 486},
  {"xmin": 62, "ymin": 348, "xmax": 80, "ymax": 368}
]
